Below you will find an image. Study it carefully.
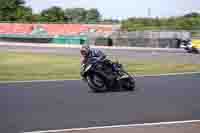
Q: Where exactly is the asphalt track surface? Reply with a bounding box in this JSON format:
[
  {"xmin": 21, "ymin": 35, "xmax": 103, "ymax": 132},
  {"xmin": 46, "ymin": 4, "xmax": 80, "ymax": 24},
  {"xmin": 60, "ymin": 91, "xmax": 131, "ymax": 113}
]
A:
[
  {"xmin": 1, "ymin": 44, "xmax": 200, "ymax": 64},
  {"xmin": 1, "ymin": 73, "xmax": 200, "ymax": 133}
]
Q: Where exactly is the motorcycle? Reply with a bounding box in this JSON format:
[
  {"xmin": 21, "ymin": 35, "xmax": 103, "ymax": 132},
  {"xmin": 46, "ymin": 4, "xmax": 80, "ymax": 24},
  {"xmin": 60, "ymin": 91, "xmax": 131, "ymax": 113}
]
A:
[
  {"xmin": 180, "ymin": 39, "xmax": 199, "ymax": 54},
  {"xmin": 80, "ymin": 58, "xmax": 136, "ymax": 92}
]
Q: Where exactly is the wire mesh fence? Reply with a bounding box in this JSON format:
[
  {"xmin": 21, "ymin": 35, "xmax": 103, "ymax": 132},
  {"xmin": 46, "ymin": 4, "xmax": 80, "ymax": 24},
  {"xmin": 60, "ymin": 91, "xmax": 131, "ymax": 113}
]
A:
[{"xmin": 88, "ymin": 31, "xmax": 191, "ymax": 48}]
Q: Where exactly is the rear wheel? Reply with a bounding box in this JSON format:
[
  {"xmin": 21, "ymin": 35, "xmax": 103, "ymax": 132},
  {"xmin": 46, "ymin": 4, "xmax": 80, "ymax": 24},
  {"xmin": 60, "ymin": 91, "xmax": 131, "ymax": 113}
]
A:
[
  {"xmin": 119, "ymin": 72, "xmax": 136, "ymax": 91},
  {"xmin": 192, "ymin": 47, "xmax": 199, "ymax": 54}
]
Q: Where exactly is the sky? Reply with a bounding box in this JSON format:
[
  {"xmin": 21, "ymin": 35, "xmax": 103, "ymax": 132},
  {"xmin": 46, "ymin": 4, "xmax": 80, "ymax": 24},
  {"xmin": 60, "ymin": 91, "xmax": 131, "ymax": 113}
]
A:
[{"xmin": 25, "ymin": 0, "xmax": 200, "ymax": 20}]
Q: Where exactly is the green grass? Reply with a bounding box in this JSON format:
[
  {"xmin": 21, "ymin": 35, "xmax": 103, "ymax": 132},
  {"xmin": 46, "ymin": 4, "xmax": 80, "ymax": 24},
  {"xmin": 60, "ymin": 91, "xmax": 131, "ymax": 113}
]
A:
[{"xmin": 0, "ymin": 52, "xmax": 200, "ymax": 81}]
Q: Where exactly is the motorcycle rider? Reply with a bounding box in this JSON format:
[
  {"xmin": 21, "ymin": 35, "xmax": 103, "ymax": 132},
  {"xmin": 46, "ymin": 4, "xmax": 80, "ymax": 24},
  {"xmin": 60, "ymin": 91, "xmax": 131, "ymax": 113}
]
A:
[
  {"xmin": 80, "ymin": 45, "xmax": 106, "ymax": 65},
  {"xmin": 80, "ymin": 45, "xmax": 119, "ymax": 80}
]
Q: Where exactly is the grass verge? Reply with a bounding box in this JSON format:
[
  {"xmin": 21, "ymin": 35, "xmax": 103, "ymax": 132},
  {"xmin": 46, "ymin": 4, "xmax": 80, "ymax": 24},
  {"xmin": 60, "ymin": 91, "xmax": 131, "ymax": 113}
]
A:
[{"xmin": 0, "ymin": 52, "xmax": 200, "ymax": 81}]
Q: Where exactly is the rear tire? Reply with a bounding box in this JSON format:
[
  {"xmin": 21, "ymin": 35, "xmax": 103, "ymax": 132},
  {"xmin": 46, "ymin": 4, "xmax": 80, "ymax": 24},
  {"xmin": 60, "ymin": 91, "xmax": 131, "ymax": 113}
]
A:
[
  {"xmin": 192, "ymin": 47, "xmax": 199, "ymax": 54},
  {"xmin": 119, "ymin": 72, "xmax": 136, "ymax": 91},
  {"xmin": 127, "ymin": 76, "xmax": 136, "ymax": 91}
]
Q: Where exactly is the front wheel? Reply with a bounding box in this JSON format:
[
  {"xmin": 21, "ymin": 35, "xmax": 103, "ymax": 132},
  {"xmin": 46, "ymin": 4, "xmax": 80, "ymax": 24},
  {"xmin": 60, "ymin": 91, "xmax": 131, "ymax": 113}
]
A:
[{"xmin": 86, "ymin": 74, "xmax": 107, "ymax": 92}]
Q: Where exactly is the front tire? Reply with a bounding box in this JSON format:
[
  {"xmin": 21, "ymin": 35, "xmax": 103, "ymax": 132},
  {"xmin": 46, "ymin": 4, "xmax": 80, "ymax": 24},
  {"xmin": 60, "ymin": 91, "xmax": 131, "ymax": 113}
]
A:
[{"xmin": 86, "ymin": 74, "xmax": 107, "ymax": 92}]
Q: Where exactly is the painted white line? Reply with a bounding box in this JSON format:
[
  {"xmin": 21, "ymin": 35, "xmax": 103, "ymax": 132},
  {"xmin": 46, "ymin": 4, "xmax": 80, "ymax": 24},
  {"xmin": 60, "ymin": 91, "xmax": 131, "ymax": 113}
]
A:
[
  {"xmin": 23, "ymin": 120, "xmax": 200, "ymax": 133},
  {"xmin": 0, "ymin": 71, "xmax": 199, "ymax": 84},
  {"xmin": 135, "ymin": 71, "xmax": 200, "ymax": 77},
  {"xmin": 0, "ymin": 79, "xmax": 77, "ymax": 84}
]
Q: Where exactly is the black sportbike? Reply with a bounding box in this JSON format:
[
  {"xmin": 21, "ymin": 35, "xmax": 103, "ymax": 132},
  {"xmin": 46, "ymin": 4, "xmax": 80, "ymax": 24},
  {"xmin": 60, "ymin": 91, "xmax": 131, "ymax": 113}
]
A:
[{"xmin": 80, "ymin": 58, "xmax": 136, "ymax": 92}]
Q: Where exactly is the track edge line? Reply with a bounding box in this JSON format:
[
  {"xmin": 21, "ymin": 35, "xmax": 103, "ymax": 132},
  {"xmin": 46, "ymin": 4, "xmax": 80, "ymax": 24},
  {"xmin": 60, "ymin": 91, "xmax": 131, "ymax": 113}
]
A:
[{"xmin": 23, "ymin": 120, "xmax": 200, "ymax": 133}]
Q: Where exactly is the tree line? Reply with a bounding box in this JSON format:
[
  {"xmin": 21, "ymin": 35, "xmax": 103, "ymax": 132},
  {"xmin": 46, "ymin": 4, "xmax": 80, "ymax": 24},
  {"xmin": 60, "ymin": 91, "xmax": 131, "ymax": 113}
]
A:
[
  {"xmin": 121, "ymin": 12, "xmax": 200, "ymax": 31},
  {"xmin": 0, "ymin": 0, "xmax": 101, "ymax": 23}
]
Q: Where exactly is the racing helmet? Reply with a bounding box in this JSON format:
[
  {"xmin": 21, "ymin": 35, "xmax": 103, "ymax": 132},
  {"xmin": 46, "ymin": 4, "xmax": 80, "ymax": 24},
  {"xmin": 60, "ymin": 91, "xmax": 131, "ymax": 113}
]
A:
[{"xmin": 80, "ymin": 45, "xmax": 90, "ymax": 57}]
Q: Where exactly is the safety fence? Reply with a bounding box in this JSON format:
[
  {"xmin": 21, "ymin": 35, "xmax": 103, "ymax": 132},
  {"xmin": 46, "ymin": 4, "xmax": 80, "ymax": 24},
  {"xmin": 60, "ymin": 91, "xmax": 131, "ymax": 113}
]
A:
[
  {"xmin": 0, "ymin": 28, "xmax": 194, "ymax": 48},
  {"xmin": 0, "ymin": 34, "xmax": 88, "ymax": 45},
  {"xmin": 109, "ymin": 31, "xmax": 191, "ymax": 48}
]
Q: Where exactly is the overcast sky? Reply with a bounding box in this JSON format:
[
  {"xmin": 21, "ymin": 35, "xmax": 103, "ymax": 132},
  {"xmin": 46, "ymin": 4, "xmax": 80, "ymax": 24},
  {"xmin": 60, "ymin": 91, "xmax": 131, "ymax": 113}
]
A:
[{"xmin": 25, "ymin": 0, "xmax": 200, "ymax": 19}]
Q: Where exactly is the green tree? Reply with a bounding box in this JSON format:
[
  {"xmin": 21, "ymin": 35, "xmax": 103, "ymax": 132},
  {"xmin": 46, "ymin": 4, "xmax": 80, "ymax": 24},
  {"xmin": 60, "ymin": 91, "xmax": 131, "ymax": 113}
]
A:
[
  {"xmin": 31, "ymin": 14, "xmax": 43, "ymax": 22},
  {"xmin": 184, "ymin": 12, "xmax": 200, "ymax": 18},
  {"xmin": 65, "ymin": 8, "xmax": 87, "ymax": 23},
  {"xmin": 73, "ymin": 8, "xmax": 87, "ymax": 23},
  {"xmin": 16, "ymin": 6, "xmax": 33, "ymax": 22},
  {"xmin": 64, "ymin": 8, "xmax": 74, "ymax": 23},
  {"xmin": 86, "ymin": 8, "xmax": 101, "ymax": 23},
  {"xmin": 41, "ymin": 6, "xmax": 65, "ymax": 22},
  {"xmin": 101, "ymin": 19, "xmax": 120, "ymax": 24},
  {"xmin": 0, "ymin": 0, "xmax": 27, "ymax": 21}
]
